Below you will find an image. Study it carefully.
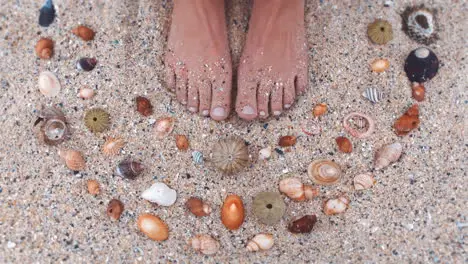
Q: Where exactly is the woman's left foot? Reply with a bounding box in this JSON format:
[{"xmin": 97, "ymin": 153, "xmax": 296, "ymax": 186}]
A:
[{"xmin": 236, "ymin": 0, "xmax": 308, "ymax": 120}]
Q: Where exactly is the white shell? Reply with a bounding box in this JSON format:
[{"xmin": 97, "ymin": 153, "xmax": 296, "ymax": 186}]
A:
[
  {"xmin": 141, "ymin": 182, "xmax": 177, "ymax": 206},
  {"xmin": 362, "ymin": 87, "xmax": 384, "ymax": 104},
  {"xmin": 279, "ymin": 177, "xmax": 318, "ymax": 201},
  {"xmin": 354, "ymin": 172, "xmax": 375, "ymax": 190},
  {"xmin": 258, "ymin": 147, "xmax": 272, "ymax": 160},
  {"xmin": 78, "ymin": 87, "xmax": 95, "ymax": 99},
  {"xmin": 246, "ymin": 233, "xmax": 274, "ymax": 252},
  {"xmin": 374, "ymin": 142, "xmax": 403, "ymax": 170},
  {"xmin": 38, "ymin": 71, "xmax": 61, "ymax": 97},
  {"xmin": 190, "ymin": 234, "xmax": 220, "ymax": 255},
  {"xmin": 323, "ymin": 196, "xmax": 350, "ymax": 215}
]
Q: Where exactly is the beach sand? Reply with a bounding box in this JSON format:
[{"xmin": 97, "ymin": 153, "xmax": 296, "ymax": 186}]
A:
[{"xmin": 0, "ymin": 0, "xmax": 466, "ymax": 263}]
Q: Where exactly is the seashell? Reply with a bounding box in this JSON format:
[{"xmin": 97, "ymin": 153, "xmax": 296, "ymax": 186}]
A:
[
  {"xmin": 343, "ymin": 112, "xmax": 375, "ymax": 138},
  {"xmin": 312, "ymin": 103, "xmax": 327, "ymax": 117},
  {"xmin": 38, "ymin": 71, "xmax": 61, "ymax": 97},
  {"xmin": 279, "ymin": 177, "xmax": 319, "ymax": 201},
  {"xmin": 211, "ymin": 137, "xmax": 249, "ymax": 174},
  {"xmin": 71, "ymin": 25, "xmax": 95, "ymax": 41},
  {"xmin": 39, "ymin": 0, "xmax": 55, "ymax": 27},
  {"xmin": 175, "ymin": 135, "xmax": 189, "ymax": 151},
  {"xmin": 362, "ymin": 87, "xmax": 384, "ymax": 104},
  {"xmin": 258, "ymin": 147, "xmax": 272, "ymax": 160},
  {"xmin": 402, "ymin": 5, "xmax": 438, "ymax": 45},
  {"xmin": 137, "ymin": 213, "xmax": 169, "ymax": 241},
  {"xmin": 135, "ymin": 96, "xmax": 153, "ymax": 116},
  {"xmin": 278, "ymin": 135, "xmax": 297, "ymax": 147},
  {"xmin": 308, "ymin": 160, "xmax": 342, "ymax": 186},
  {"xmin": 335, "ymin": 136, "xmax": 352, "ymax": 153},
  {"xmin": 87, "ymin": 179, "xmax": 100, "ymax": 195},
  {"xmin": 370, "ymin": 58, "xmax": 390, "ymax": 73},
  {"xmin": 367, "ymin": 19, "xmax": 393, "ymax": 45},
  {"xmin": 153, "ymin": 117, "xmax": 175, "ymax": 139},
  {"xmin": 192, "ymin": 151, "xmax": 204, "ymax": 164},
  {"xmin": 246, "ymin": 233, "xmax": 274, "ymax": 252},
  {"xmin": 221, "ymin": 195, "xmax": 245, "ymax": 230},
  {"xmin": 404, "ymin": 47, "xmax": 439, "ymax": 83},
  {"xmin": 374, "ymin": 142, "xmax": 403, "ymax": 170},
  {"xmin": 354, "ymin": 172, "xmax": 376, "ymax": 190},
  {"xmin": 186, "ymin": 197, "xmax": 212, "ymax": 217},
  {"xmin": 102, "ymin": 136, "xmax": 125, "ymax": 156},
  {"xmin": 77, "ymin": 58, "xmax": 97, "ymax": 72},
  {"xmin": 58, "ymin": 149, "xmax": 85, "ymax": 171},
  {"xmin": 252, "ymin": 192, "xmax": 285, "ymax": 225},
  {"xmin": 190, "ymin": 234, "xmax": 220, "ymax": 255},
  {"xmin": 107, "ymin": 199, "xmax": 124, "ymax": 220},
  {"xmin": 84, "ymin": 108, "xmax": 110, "ymax": 133},
  {"xmin": 36, "ymin": 106, "xmax": 70, "ymax": 145},
  {"xmin": 78, "ymin": 87, "xmax": 95, "ymax": 99},
  {"xmin": 115, "ymin": 159, "xmax": 144, "ymax": 179},
  {"xmin": 288, "ymin": 215, "xmax": 317, "ymax": 233},
  {"xmin": 301, "ymin": 119, "xmax": 322, "ymax": 136},
  {"xmin": 393, "ymin": 104, "xmax": 420, "ymax": 136},
  {"xmin": 35, "ymin": 38, "xmax": 53, "ymax": 59},
  {"xmin": 412, "ymin": 83, "xmax": 425, "ymax": 102},
  {"xmin": 141, "ymin": 182, "xmax": 177, "ymax": 206},
  {"xmin": 323, "ymin": 196, "xmax": 350, "ymax": 215}
]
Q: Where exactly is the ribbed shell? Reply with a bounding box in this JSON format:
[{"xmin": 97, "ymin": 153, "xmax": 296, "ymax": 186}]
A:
[
  {"xmin": 190, "ymin": 234, "xmax": 220, "ymax": 255},
  {"xmin": 367, "ymin": 19, "xmax": 393, "ymax": 44},
  {"xmin": 102, "ymin": 137, "xmax": 125, "ymax": 156},
  {"xmin": 211, "ymin": 137, "xmax": 249, "ymax": 174},
  {"xmin": 374, "ymin": 142, "xmax": 403, "ymax": 170},
  {"xmin": 84, "ymin": 108, "xmax": 110, "ymax": 133},
  {"xmin": 308, "ymin": 160, "xmax": 342, "ymax": 186},
  {"xmin": 402, "ymin": 6, "xmax": 438, "ymax": 45},
  {"xmin": 192, "ymin": 151, "xmax": 204, "ymax": 164},
  {"xmin": 362, "ymin": 87, "xmax": 384, "ymax": 104},
  {"xmin": 354, "ymin": 173, "xmax": 376, "ymax": 190},
  {"xmin": 59, "ymin": 149, "xmax": 85, "ymax": 171}
]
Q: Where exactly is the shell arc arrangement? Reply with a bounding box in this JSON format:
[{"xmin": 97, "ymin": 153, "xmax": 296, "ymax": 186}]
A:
[{"xmin": 32, "ymin": 1, "xmax": 440, "ymax": 257}]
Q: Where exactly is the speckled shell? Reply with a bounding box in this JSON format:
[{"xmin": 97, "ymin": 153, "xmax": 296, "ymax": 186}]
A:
[
  {"xmin": 137, "ymin": 214, "xmax": 169, "ymax": 241},
  {"xmin": 374, "ymin": 142, "xmax": 403, "ymax": 170},
  {"xmin": 354, "ymin": 173, "xmax": 376, "ymax": 190},
  {"xmin": 58, "ymin": 149, "xmax": 85, "ymax": 171},
  {"xmin": 102, "ymin": 137, "xmax": 125, "ymax": 156},
  {"xmin": 35, "ymin": 38, "xmax": 54, "ymax": 59},
  {"xmin": 402, "ymin": 6, "xmax": 438, "ymax": 45},
  {"xmin": 72, "ymin": 25, "xmax": 95, "ymax": 41},
  {"xmin": 36, "ymin": 106, "xmax": 70, "ymax": 146},
  {"xmin": 190, "ymin": 234, "xmax": 220, "ymax": 255},
  {"xmin": 323, "ymin": 196, "xmax": 350, "ymax": 215},
  {"xmin": 279, "ymin": 177, "xmax": 319, "ymax": 201},
  {"xmin": 38, "ymin": 71, "xmax": 61, "ymax": 97},
  {"xmin": 362, "ymin": 87, "xmax": 384, "ymax": 104},
  {"xmin": 211, "ymin": 137, "xmax": 249, "ymax": 174},
  {"xmin": 154, "ymin": 117, "xmax": 174, "ymax": 139},
  {"xmin": 115, "ymin": 160, "xmax": 144, "ymax": 179},
  {"xmin": 308, "ymin": 160, "xmax": 342, "ymax": 186},
  {"xmin": 404, "ymin": 47, "xmax": 439, "ymax": 83},
  {"xmin": 246, "ymin": 233, "xmax": 274, "ymax": 252}
]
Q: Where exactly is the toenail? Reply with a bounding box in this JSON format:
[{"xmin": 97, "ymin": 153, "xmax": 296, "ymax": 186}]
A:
[
  {"xmin": 188, "ymin": 107, "xmax": 197, "ymax": 113},
  {"xmin": 242, "ymin": 105, "xmax": 255, "ymax": 115},
  {"xmin": 211, "ymin": 107, "xmax": 225, "ymax": 118},
  {"xmin": 284, "ymin": 104, "xmax": 291, "ymax": 109},
  {"xmin": 202, "ymin": 110, "xmax": 210, "ymax": 116},
  {"xmin": 273, "ymin": 111, "xmax": 281, "ymax": 116},
  {"xmin": 259, "ymin": 111, "xmax": 266, "ymax": 116}
]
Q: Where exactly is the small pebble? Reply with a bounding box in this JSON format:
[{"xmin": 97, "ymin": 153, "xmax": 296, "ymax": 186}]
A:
[{"xmin": 7, "ymin": 241, "xmax": 16, "ymax": 249}]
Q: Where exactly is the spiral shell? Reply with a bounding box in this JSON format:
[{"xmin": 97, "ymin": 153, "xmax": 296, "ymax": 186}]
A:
[
  {"xmin": 279, "ymin": 177, "xmax": 319, "ymax": 201},
  {"xmin": 308, "ymin": 160, "xmax": 342, "ymax": 186},
  {"xmin": 38, "ymin": 71, "xmax": 61, "ymax": 97},
  {"xmin": 141, "ymin": 182, "xmax": 177, "ymax": 206},
  {"xmin": 35, "ymin": 38, "xmax": 53, "ymax": 59},
  {"xmin": 72, "ymin": 25, "xmax": 95, "ymax": 41},
  {"xmin": 58, "ymin": 149, "xmax": 85, "ymax": 171},
  {"xmin": 343, "ymin": 112, "xmax": 375, "ymax": 138},
  {"xmin": 36, "ymin": 106, "xmax": 70, "ymax": 146},
  {"xmin": 323, "ymin": 196, "xmax": 350, "ymax": 215},
  {"xmin": 362, "ymin": 87, "xmax": 384, "ymax": 104},
  {"xmin": 192, "ymin": 151, "xmax": 204, "ymax": 164},
  {"xmin": 154, "ymin": 117, "xmax": 174, "ymax": 139},
  {"xmin": 211, "ymin": 137, "xmax": 249, "ymax": 174},
  {"xmin": 246, "ymin": 233, "xmax": 274, "ymax": 252},
  {"xmin": 116, "ymin": 160, "xmax": 144, "ymax": 179},
  {"xmin": 186, "ymin": 197, "xmax": 212, "ymax": 217},
  {"xmin": 190, "ymin": 234, "xmax": 220, "ymax": 255},
  {"xmin": 354, "ymin": 173, "xmax": 376, "ymax": 190},
  {"xmin": 374, "ymin": 142, "xmax": 403, "ymax": 170},
  {"xmin": 102, "ymin": 136, "xmax": 125, "ymax": 156}
]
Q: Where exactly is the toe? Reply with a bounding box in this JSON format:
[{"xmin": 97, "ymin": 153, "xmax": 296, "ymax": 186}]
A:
[
  {"xmin": 210, "ymin": 71, "xmax": 232, "ymax": 121},
  {"xmin": 283, "ymin": 78, "xmax": 295, "ymax": 110},
  {"xmin": 175, "ymin": 67, "xmax": 188, "ymax": 105},
  {"xmin": 236, "ymin": 76, "xmax": 258, "ymax": 120},
  {"xmin": 165, "ymin": 66, "xmax": 176, "ymax": 92},
  {"xmin": 256, "ymin": 81, "xmax": 271, "ymax": 119},
  {"xmin": 270, "ymin": 81, "xmax": 284, "ymax": 116},
  {"xmin": 198, "ymin": 79, "xmax": 211, "ymax": 116},
  {"xmin": 295, "ymin": 67, "xmax": 308, "ymax": 95},
  {"xmin": 187, "ymin": 75, "xmax": 199, "ymax": 113}
]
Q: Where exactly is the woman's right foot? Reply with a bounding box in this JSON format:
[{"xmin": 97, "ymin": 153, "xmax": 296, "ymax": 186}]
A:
[{"xmin": 165, "ymin": 0, "xmax": 232, "ymax": 121}]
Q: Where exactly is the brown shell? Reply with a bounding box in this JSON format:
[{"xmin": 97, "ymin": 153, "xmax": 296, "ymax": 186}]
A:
[
  {"xmin": 307, "ymin": 159, "xmax": 342, "ymax": 186},
  {"xmin": 288, "ymin": 215, "xmax": 317, "ymax": 233},
  {"xmin": 137, "ymin": 213, "xmax": 169, "ymax": 241},
  {"xmin": 135, "ymin": 96, "xmax": 153, "ymax": 116},
  {"xmin": 175, "ymin": 135, "xmax": 189, "ymax": 151},
  {"xmin": 335, "ymin": 136, "xmax": 352, "ymax": 153},
  {"xmin": 35, "ymin": 38, "xmax": 53, "ymax": 59},
  {"xmin": 278, "ymin": 136, "xmax": 297, "ymax": 147},
  {"xmin": 394, "ymin": 104, "xmax": 420, "ymax": 136},
  {"xmin": 412, "ymin": 83, "xmax": 425, "ymax": 102},
  {"xmin": 72, "ymin": 25, "xmax": 95, "ymax": 41},
  {"xmin": 102, "ymin": 137, "xmax": 125, "ymax": 156},
  {"xmin": 107, "ymin": 199, "xmax": 124, "ymax": 220},
  {"xmin": 87, "ymin": 179, "xmax": 100, "ymax": 195},
  {"xmin": 221, "ymin": 195, "xmax": 244, "ymax": 230},
  {"xmin": 59, "ymin": 149, "xmax": 85, "ymax": 171},
  {"xmin": 186, "ymin": 197, "xmax": 211, "ymax": 217},
  {"xmin": 313, "ymin": 103, "xmax": 327, "ymax": 117}
]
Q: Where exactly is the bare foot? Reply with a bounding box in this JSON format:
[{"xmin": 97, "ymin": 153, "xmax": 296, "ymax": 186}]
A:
[
  {"xmin": 165, "ymin": 0, "xmax": 232, "ymax": 121},
  {"xmin": 236, "ymin": 0, "xmax": 308, "ymax": 120}
]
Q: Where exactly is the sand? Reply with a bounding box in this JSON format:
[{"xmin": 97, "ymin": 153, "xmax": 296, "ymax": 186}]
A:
[{"xmin": 0, "ymin": 0, "xmax": 466, "ymax": 263}]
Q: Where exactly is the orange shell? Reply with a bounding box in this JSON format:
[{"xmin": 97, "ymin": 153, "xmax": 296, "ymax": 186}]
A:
[
  {"xmin": 186, "ymin": 197, "xmax": 211, "ymax": 217},
  {"xmin": 59, "ymin": 149, "xmax": 85, "ymax": 171},
  {"xmin": 87, "ymin": 179, "xmax": 100, "ymax": 195},
  {"xmin": 313, "ymin": 103, "xmax": 327, "ymax": 117},
  {"xmin": 394, "ymin": 104, "xmax": 420, "ymax": 136},
  {"xmin": 136, "ymin": 96, "xmax": 153, "ymax": 116},
  {"xmin": 278, "ymin": 135, "xmax": 297, "ymax": 147},
  {"xmin": 102, "ymin": 136, "xmax": 125, "ymax": 156},
  {"xmin": 412, "ymin": 83, "xmax": 425, "ymax": 102},
  {"xmin": 175, "ymin": 135, "xmax": 189, "ymax": 151},
  {"xmin": 335, "ymin": 136, "xmax": 352, "ymax": 153},
  {"xmin": 35, "ymin": 38, "xmax": 54, "ymax": 59},
  {"xmin": 221, "ymin": 195, "xmax": 244, "ymax": 230},
  {"xmin": 72, "ymin": 25, "xmax": 95, "ymax": 41},
  {"xmin": 107, "ymin": 199, "xmax": 124, "ymax": 220},
  {"xmin": 370, "ymin": 58, "xmax": 390, "ymax": 73},
  {"xmin": 137, "ymin": 213, "xmax": 169, "ymax": 241}
]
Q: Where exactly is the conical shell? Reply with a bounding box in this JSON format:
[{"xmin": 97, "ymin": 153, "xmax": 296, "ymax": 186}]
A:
[
  {"xmin": 35, "ymin": 38, "xmax": 54, "ymax": 59},
  {"xmin": 190, "ymin": 234, "xmax": 220, "ymax": 255},
  {"xmin": 38, "ymin": 71, "xmax": 60, "ymax": 97},
  {"xmin": 246, "ymin": 233, "xmax": 274, "ymax": 252},
  {"xmin": 154, "ymin": 117, "xmax": 174, "ymax": 139},
  {"xmin": 279, "ymin": 177, "xmax": 319, "ymax": 201},
  {"xmin": 58, "ymin": 149, "xmax": 85, "ymax": 171},
  {"xmin": 137, "ymin": 214, "xmax": 169, "ymax": 241},
  {"xmin": 221, "ymin": 195, "xmax": 244, "ymax": 230},
  {"xmin": 323, "ymin": 196, "xmax": 350, "ymax": 215},
  {"xmin": 288, "ymin": 215, "xmax": 317, "ymax": 233},
  {"xmin": 36, "ymin": 106, "xmax": 70, "ymax": 146},
  {"xmin": 211, "ymin": 137, "xmax": 249, "ymax": 174},
  {"xmin": 116, "ymin": 160, "xmax": 144, "ymax": 179},
  {"xmin": 72, "ymin": 25, "xmax": 95, "ymax": 41},
  {"xmin": 141, "ymin": 182, "xmax": 177, "ymax": 206},
  {"xmin": 374, "ymin": 142, "xmax": 403, "ymax": 170},
  {"xmin": 102, "ymin": 137, "xmax": 125, "ymax": 156},
  {"xmin": 354, "ymin": 173, "xmax": 376, "ymax": 190},
  {"xmin": 362, "ymin": 87, "xmax": 384, "ymax": 104},
  {"xmin": 308, "ymin": 160, "xmax": 342, "ymax": 186}
]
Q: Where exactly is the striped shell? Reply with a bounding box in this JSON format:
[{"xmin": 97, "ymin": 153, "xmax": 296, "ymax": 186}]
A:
[
  {"xmin": 354, "ymin": 173, "xmax": 376, "ymax": 190},
  {"xmin": 362, "ymin": 87, "xmax": 384, "ymax": 104},
  {"xmin": 308, "ymin": 160, "xmax": 342, "ymax": 186},
  {"xmin": 102, "ymin": 137, "xmax": 125, "ymax": 156},
  {"xmin": 211, "ymin": 137, "xmax": 249, "ymax": 174},
  {"xmin": 192, "ymin": 151, "xmax": 204, "ymax": 164},
  {"xmin": 58, "ymin": 149, "xmax": 85, "ymax": 171}
]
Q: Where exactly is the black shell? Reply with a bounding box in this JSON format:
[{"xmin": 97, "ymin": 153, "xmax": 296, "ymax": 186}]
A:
[
  {"xmin": 39, "ymin": 0, "xmax": 55, "ymax": 27},
  {"xmin": 404, "ymin": 47, "xmax": 439, "ymax": 83},
  {"xmin": 115, "ymin": 160, "xmax": 144, "ymax": 179},
  {"xmin": 288, "ymin": 215, "xmax": 317, "ymax": 234},
  {"xmin": 77, "ymin": 58, "xmax": 97, "ymax": 72}
]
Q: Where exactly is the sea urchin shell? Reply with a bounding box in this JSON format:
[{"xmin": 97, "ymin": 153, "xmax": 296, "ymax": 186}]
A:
[
  {"xmin": 367, "ymin": 19, "xmax": 393, "ymax": 45},
  {"xmin": 252, "ymin": 192, "xmax": 285, "ymax": 225},
  {"xmin": 84, "ymin": 108, "xmax": 110, "ymax": 133},
  {"xmin": 211, "ymin": 137, "xmax": 249, "ymax": 174}
]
